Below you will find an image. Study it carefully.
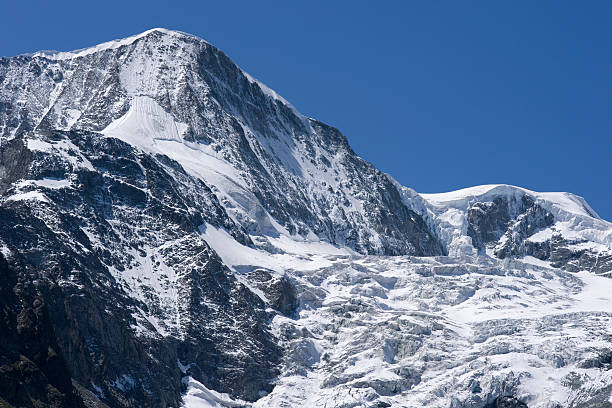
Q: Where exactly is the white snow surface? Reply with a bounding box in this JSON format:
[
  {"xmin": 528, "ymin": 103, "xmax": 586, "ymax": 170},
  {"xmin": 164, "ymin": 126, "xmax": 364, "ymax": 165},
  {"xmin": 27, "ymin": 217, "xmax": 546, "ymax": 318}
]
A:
[
  {"xmin": 102, "ymin": 96, "xmax": 188, "ymax": 144},
  {"xmin": 412, "ymin": 184, "xmax": 611, "ymax": 257},
  {"xmin": 4, "ymin": 190, "xmax": 49, "ymax": 203},
  {"xmin": 421, "ymin": 184, "xmax": 600, "ymax": 219},
  {"xmin": 16, "ymin": 178, "xmax": 71, "ymax": 190},
  {"xmin": 200, "ymin": 223, "xmax": 354, "ymax": 273},
  {"xmin": 178, "ymin": 250, "xmax": 612, "ymax": 407},
  {"xmin": 181, "ymin": 377, "xmax": 246, "ymax": 408}
]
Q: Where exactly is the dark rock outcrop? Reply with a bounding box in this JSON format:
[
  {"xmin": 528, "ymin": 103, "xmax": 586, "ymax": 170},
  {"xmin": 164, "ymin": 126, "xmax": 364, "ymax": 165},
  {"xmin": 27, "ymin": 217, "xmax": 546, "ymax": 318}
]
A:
[
  {"xmin": 0, "ymin": 138, "xmax": 32, "ymax": 194},
  {"xmin": 0, "ymin": 253, "xmax": 85, "ymax": 408},
  {"xmin": 467, "ymin": 195, "xmax": 553, "ymax": 254},
  {"xmin": 494, "ymin": 197, "xmax": 554, "ymax": 258},
  {"xmin": 462, "ymin": 193, "xmax": 612, "ymax": 275},
  {"xmin": 247, "ymin": 269, "xmax": 299, "ymax": 316},
  {"xmin": 547, "ymin": 234, "xmax": 612, "ymax": 274},
  {"xmin": 467, "ymin": 197, "xmax": 515, "ymax": 250},
  {"xmin": 0, "ymin": 129, "xmax": 280, "ymax": 406},
  {"xmin": 489, "ymin": 396, "xmax": 528, "ymax": 408}
]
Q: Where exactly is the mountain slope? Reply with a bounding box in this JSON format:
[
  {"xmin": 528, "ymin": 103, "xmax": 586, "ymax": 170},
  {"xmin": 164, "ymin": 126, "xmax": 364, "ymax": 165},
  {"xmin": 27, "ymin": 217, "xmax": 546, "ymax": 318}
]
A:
[
  {"xmin": 414, "ymin": 184, "xmax": 611, "ymax": 274},
  {"xmin": 0, "ymin": 28, "xmax": 443, "ymax": 257},
  {"xmin": 0, "ymin": 29, "xmax": 610, "ymax": 408}
]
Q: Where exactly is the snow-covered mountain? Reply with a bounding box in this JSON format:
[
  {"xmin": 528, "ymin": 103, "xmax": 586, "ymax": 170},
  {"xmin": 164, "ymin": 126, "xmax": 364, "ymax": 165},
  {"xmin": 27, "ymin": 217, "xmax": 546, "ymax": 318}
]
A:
[
  {"xmin": 411, "ymin": 184, "xmax": 611, "ymax": 274},
  {"xmin": 0, "ymin": 28, "xmax": 610, "ymax": 408}
]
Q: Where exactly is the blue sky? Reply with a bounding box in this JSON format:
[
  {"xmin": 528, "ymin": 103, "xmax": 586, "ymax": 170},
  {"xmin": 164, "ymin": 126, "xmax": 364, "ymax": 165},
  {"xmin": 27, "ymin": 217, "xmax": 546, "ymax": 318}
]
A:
[{"xmin": 2, "ymin": 1, "xmax": 610, "ymax": 220}]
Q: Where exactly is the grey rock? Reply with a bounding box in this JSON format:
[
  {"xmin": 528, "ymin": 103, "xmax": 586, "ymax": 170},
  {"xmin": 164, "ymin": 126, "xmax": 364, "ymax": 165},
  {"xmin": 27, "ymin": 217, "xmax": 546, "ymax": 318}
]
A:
[
  {"xmin": 467, "ymin": 197, "xmax": 516, "ymax": 250},
  {"xmin": 247, "ymin": 269, "xmax": 298, "ymax": 316},
  {"xmin": 0, "ymin": 129, "xmax": 279, "ymax": 406},
  {"xmin": 0, "ymin": 138, "xmax": 32, "ymax": 194},
  {"xmin": 488, "ymin": 396, "xmax": 528, "ymax": 408},
  {"xmin": 494, "ymin": 197, "xmax": 554, "ymax": 258},
  {"xmin": 547, "ymin": 234, "xmax": 612, "ymax": 275}
]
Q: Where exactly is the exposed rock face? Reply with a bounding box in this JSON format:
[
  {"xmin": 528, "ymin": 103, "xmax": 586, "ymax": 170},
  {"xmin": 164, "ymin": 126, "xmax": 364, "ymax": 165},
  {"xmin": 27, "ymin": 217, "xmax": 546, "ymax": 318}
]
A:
[
  {"xmin": 546, "ymin": 234, "xmax": 612, "ymax": 274},
  {"xmin": 0, "ymin": 138, "xmax": 32, "ymax": 194},
  {"xmin": 0, "ymin": 129, "xmax": 280, "ymax": 405},
  {"xmin": 0, "ymin": 253, "xmax": 85, "ymax": 408},
  {"xmin": 490, "ymin": 396, "xmax": 528, "ymax": 408},
  {"xmin": 467, "ymin": 197, "xmax": 517, "ymax": 250},
  {"xmin": 246, "ymin": 269, "xmax": 298, "ymax": 316},
  {"xmin": 492, "ymin": 196, "xmax": 555, "ymax": 258},
  {"xmin": 0, "ymin": 29, "xmax": 610, "ymax": 408},
  {"xmin": 466, "ymin": 195, "xmax": 554, "ymax": 256}
]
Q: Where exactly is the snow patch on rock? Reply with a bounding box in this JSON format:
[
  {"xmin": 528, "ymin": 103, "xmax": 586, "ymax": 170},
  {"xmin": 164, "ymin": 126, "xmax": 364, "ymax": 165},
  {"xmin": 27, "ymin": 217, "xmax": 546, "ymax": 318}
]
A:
[
  {"xmin": 102, "ymin": 96, "xmax": 188, "ymax": 144},
  {"xmin": 181, "ymin": 377, "xmax": 246, "ymax": 408}
]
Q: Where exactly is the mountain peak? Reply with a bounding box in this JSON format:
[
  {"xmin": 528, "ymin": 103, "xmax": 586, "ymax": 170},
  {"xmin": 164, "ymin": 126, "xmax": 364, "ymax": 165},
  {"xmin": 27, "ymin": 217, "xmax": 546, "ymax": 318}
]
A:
[
  {"xmin": 420, "ymin": 184, "xmax": 602, "ymax": 220},
  {"xmin": 134, "ymin": 27, "xmax": 209, "ymax": 43},
  {"xmin": 30, "ymin": 27, "xmax": 206, "ymax": 61}
]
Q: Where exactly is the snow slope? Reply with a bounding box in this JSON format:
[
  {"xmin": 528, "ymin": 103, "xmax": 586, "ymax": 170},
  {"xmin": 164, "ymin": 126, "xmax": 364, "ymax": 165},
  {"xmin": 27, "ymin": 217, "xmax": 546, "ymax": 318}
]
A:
[
  {"xmin": 415, "ymin": 184, "xmax": 611, "ymax": 261},
  {"xmin": 102, "ymin": 96, "xmax": 188, "ymax": 144},
  {"xmin": 421, "ymin": 184, "xmax": 600, "ymax": 220}
]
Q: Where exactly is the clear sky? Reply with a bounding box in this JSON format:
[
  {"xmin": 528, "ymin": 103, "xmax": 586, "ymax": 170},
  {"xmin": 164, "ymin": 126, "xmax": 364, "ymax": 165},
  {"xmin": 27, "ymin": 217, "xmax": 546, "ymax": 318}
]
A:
[{"xmin": 2, "ymin": 1, "xmax": 610, "ymax": 220}]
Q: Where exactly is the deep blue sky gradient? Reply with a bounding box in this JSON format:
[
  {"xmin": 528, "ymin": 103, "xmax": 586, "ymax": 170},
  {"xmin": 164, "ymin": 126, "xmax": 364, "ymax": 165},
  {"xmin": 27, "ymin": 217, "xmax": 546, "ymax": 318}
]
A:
[{"xmin": 2, "ymin": 1, "xmax": 610, "ymax": 220}]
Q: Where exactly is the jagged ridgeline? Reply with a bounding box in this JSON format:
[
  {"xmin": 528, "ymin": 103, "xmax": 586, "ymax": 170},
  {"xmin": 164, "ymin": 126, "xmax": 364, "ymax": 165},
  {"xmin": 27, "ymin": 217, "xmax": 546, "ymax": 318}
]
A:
[{"xmin": 0, "ymin": 29, "xmax": 610, "ymax": 408}]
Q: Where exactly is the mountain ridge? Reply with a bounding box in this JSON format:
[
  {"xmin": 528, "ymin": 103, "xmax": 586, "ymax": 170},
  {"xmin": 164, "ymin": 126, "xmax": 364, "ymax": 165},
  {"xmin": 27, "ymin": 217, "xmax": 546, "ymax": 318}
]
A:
[
  {"xmin": 0, "ymin": 28, "xmax": 611, "ymax": 408},
  {"xmin": 2, "ymin": 26, "xmax": 446, "ymax": 257}
]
